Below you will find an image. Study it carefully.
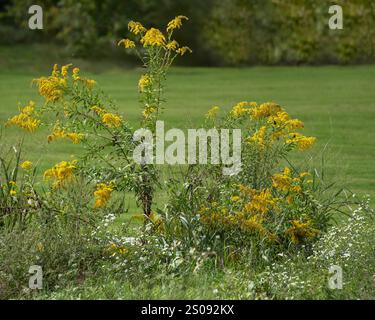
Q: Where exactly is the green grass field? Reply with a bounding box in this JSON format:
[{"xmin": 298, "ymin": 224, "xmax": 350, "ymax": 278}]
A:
[{"xmin": 1, "ymin": 45, "xmax": 374, "ymax": 203}]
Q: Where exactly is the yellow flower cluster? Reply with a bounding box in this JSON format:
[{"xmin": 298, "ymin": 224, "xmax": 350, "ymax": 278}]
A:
[
  {"xmin": 166, "ymin": 15, "xmax": 188, "ymax": 32},
  {"xmin": 247, "ymin": 126, "xmax": 267, "ymax": 149},
  {"xmin": 206, "ymin": 106, "xmax": 220, "ymax": 119},
  {"xmin": 141, "ymin": 28, "xmax": 166, "ymax": 47},
  {"xmin": 48, "ymin": 124, "xmax": 84, "ymax": 144},
  {"xmin": 243, "ymin": 188, "xmax": 276, "ymax": 215},
  {"xmin": 7, "ymin": 101, "xmax": 41, "ymax": 133},
  {"xmin": 118, "ymin": 38, "xmax": 135, "ymax": 49},
  {"xmin": 8, "ymin": 180, "xmax": 17, "ymax": 197},
  {"xmin": 199, "ymin": 206, "xmax": 274, "ymax": 241},
  {"xmin": 91, "ymin": 105, "xmax": 105, "ymax": 115},
  {"xmin": 20, "ymin": 161, "xmax": 33, "ymax": 170},
  {"xmin": 230, "ymin": 101, "xmax": 257, "ymax": 118},
  {"xmin": 272, "ymin": 167, "xmax": 311, "ymax": 202},
  {"xmin": 34, "ymin": 64, "xmax": 96, "ymax": 103},
  {"xmin": 240, "ymin": 213, "xmax": 267, "ymax": 235},
  {"xmin": 286, "ymin": 219, "xmax": 319, "ymax": 244},
  {"xmin": 94, "ymin": 182, "xmax": 114, "ymax": 208},
  {"xmin": 120, "ymin": 17, "xmax": 191, "ymax": 56},
  {"xmin": 138, "ymin": 74, "xmax": 152, "ymax": 92},
  {"xmin": 128, "ymin": 21, "xmax": 146, "ymax": 35},
  {"xmin": 102, "ymin": 112, "xmax": 122, "ymax": 128},
  {"xmin": 106, "ymin": 243, "xmax": 128, "ymax": 257},
  {"xmin": 166, "ymin": 40, "xmax": 179, "ymax": 50},
  {"xmin": 44, "ymin": 160, "xmax": 77, "ymax": 188},
  {"xmin": 33, "ymin": 64, "xmax": 68, "ymax": 102},
  {"xmin": 286, "ymin": 132, "xmax": 316, "ymax": 151},
  {"xmin": 176, "ymin": 46, "xmax": 192, "ymax": 56},
  {"xmin": 201, "ymin": 185, "xmax": 282, "ymax": 241},
  {"xmin": 201, "ymin": 178, "xmax": 318, "ymax": 244},
  {"xmin": 142, "ymin": 106, "xmax": 157, "ymax": 120},
  {"xmin": 267, "ymin": 111, "xmax": 304, "ymax": 131},
  {"xmin": 228, "ymin": 100, "xmax": 316, "ymax": 151},
  {"xmin": 250, "ymin": 102, "xmax": 282, "ymax": 119},
  {"xmin": 71, "ymin": 67, "xmax": 97, "ymax": 88},
  {"xmin": 91, "ymin": 106, "xmax": 122, "ymax": 128}
]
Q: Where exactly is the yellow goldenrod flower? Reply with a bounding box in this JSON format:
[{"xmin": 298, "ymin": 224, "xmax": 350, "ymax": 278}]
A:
[
  {"xmin": 106, "ymin": 243, "xmax": 128, "ymax": 257},
  {"xmin": 141, "ymin": 28, "xmax": 166, "ymax": 47},
  {"xmin": 166, "ymin": 40, "xmax": 179, "ymax": 50},
  {"xmin": 166, "ymin": 15, "xmax": 188, "ymax": 32},
  {"xmin": 61, "ymin": 64, "xmax": 72, "ymax": 78},
  {"xmin": 65, "ymin": 132, "xmax": 84, "ymax": 144},
  {"xmin": 176, "ymin": 46, "xmax": 192, "ymax": 56},
  {"xmin": 72, "ymin": 67, "xmax": 80, "ymax": 81},
  {"xmin": 138, "ymin": 74, "xmax": 152, "ymax": 92},
  {"xmin": 33, "ymin": 69, "xmax": 67, "ymax": 103},
  {"xmin": 91, "ymin": 105, "xmax": 106, "ymax": 115},
  {"xmin": 48, "ymin": 125, "xmax": 84, "ymax": 144},
  {"xmin": 9, "ymin": 180, "xmax": 16, "ymax": 186},
  {"xmin": 286, "ymin": 133, "xmax": 316, "ymax": 151},
  {"xmin": 102, "ymin": 113, "xmax": 122, "ymax": 128},
  {"xmin": 206, "ymin": 106, "xmax": 220, "ymax": 119},
  {"xmin": 244, "ymin": 188, "xmax": 275, "ymax": 215},
  {"xmin": 247, "ymin": 126, "xmax": 267, "ymax": 149},
  {"xmin": 231, "ymin": 195, "xmax": 241, "ymax": 202},
  {"xmin": 286, "ymin": 118, "xmax": 304, "ymax": 130},
  {"xmin": 286, "ymin": 219, "xmax": 319, "ymax": 244},
  {"xmin": 52, "ymin": 63, "xmax": 59, "ymax": 77},
  {"xmin": 299, "ymin": 172, "xmax": 310, "ymax": 178},
  {"xmin": 118, "ymin": 38, "xmax": 136, "ymax": 49},
  {"xmin": 142, "ymin": 106, "xmax": 157, "ymax": 120},
  {"xmin": 10, "ymin": 189, "xmax": 17, "ymax": 196},
  {"xmin": 241, "ymin": 214, "xmax": 266, "ymax": 235},
  {"xmin": 250, "ymin": 102, "xmax": 282, "ymax": 119},
  {"xmin": 272, "ymin": 167, "xmax": 292, "ymax": 193},
  {"xmin": 20, "ymin": 160, "xmax": 33, "ymax": 170},
  {"xmin": 128, "ymin": 21, "xmax": 146, "ymax": 35},
  {"xmin": 230, "ymin": 101, "xmax": 252, "ymax": 118},
  {"xmin": 7, "ymin": 101, "xmax": 41, "ymax": 133},
  {"xmin": 85, "ymin": 79, "xmax": 97, "ymax": 89},
  {"xmin": 272, "ymin": 167, "xmax": 304, "ymax": 196},
  {"xmin": 94, "ymin": 182, "xmax": 114, "ymax": 208},
  {"xmin": 44, "ymin": 160, "xmax": 77, "ymax": 188},
  {"xmin": 21, "ymin": 100, "xmax": 36, "ymax": 115}
]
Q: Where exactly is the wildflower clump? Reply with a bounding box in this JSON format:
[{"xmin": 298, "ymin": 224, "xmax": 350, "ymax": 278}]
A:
[{"xmin": 185, "ymin": 101, "xmax": 322, "ymax": 250}]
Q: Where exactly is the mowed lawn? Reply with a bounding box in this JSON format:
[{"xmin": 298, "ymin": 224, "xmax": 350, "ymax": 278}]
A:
[{"xmin": 0, "ymin": 46, "xmax": 374, "ymax": 203}]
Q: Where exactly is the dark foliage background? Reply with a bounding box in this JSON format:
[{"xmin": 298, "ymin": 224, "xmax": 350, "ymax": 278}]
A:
[{"xmin": 1, "ymin": 0, "xmax": 374, "ymax": 66}]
